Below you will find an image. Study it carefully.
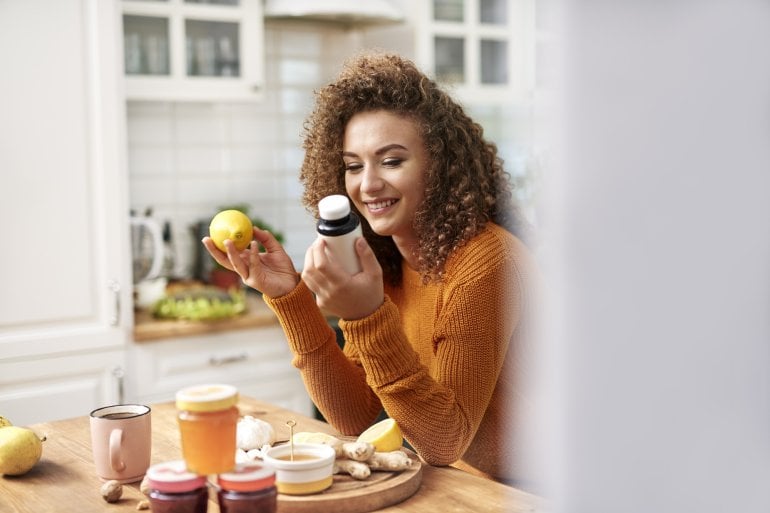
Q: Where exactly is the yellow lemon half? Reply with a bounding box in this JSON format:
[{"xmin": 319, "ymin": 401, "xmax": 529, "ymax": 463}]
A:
[
  {"xmin": 209, "ymin": 210, "xmax": 254, "ymax": 252},
  {"xmin": 356, "ymin": 418, "xmax": 403, "ymax": 452}
]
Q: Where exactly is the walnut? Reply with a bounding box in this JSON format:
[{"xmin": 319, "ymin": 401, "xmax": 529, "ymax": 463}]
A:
[{"xmin": 100, "ymin": 479, "xmax": 123, "ymax": 503}]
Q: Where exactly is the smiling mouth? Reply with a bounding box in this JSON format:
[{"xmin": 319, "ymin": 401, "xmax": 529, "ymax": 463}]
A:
[{"xmin": 365, "ymin": 199, "xmax": 398, "ymax": 213}]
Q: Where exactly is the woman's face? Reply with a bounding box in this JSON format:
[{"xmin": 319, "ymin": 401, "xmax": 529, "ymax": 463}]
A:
[{"xmin": 343, "ymin": 110, "xmax": 428, "ymax": 245}]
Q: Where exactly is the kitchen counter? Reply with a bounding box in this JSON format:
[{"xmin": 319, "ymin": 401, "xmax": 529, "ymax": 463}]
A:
[
  {"xmin": 133, "ymin": 292, "xmax": 279, "ymax": 342},
  {"xmin": 0, "ymin": 397, "xmax": 545, "ymax": 513}
]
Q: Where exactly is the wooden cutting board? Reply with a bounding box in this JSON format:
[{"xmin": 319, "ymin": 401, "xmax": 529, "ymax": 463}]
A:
[{"xmin": 277, "ymin": 450, "xmax": 423, "ymax": 513}]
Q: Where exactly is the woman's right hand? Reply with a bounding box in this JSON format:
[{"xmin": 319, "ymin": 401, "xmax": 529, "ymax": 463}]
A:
[{"xmin": 201, "ymin": 226, "xmax": 299, "ymax": 298}]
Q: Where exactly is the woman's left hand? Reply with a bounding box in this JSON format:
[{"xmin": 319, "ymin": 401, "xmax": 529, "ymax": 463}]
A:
[{"xmin": 301, "ymin": 237, "xmax": 384, "ymax": 320}]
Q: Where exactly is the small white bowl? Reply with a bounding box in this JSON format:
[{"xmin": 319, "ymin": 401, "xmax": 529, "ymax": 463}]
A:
[{"xmin": 263, "ymin": 443, "xmax": 335, "ymax": 495}]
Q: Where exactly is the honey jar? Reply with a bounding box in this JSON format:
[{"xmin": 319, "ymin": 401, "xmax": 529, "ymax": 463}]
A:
[{"xmin": 176, "ymin": 383, "xmax": 239, "ymax": 475}]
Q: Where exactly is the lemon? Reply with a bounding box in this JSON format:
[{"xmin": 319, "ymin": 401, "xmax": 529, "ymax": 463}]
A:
[
  {"xmin": 291, "ymin": 431, "xmax": 340, "ymax": 445},
  {"xmin": 209, "ymin": 210, "xmax": 254, "ymax": 252},
  {"xmin": 356, "ymin": 418, "xmax": 403, "ymax": 452},
  {"xmin": 0, "ymin": 426, "xmax": 44, "ymax": 476}
]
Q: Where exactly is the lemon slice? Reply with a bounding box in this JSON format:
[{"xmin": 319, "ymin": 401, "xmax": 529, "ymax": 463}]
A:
[
  {"xmin": 356, "ymin": 418, "xmax": 403, "ymax": 452},
  {"xmin": 291, "ymin": 431, "xmax": 340, "ymax": 445}
]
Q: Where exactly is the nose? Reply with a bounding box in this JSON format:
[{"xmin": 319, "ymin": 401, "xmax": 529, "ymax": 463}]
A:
[{"xmin": 360, "ymin": 165, "xmax": 384, "ymax": 194}]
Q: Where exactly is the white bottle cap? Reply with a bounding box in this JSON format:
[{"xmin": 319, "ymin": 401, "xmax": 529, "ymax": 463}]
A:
[{"xmin": 318, "ymin": 195, "xmax": 351, "ymax": 221}]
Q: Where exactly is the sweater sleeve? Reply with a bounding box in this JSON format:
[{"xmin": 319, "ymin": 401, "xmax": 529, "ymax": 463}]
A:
[
  {"xmin": 340, "ymin": 246, "xmax": 522, "ymax": 466},
  {"xmin": 262, "ymin": 280, "xmax": 383, "ymax": 432}
]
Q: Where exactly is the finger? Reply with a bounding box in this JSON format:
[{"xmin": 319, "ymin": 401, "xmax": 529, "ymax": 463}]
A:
[
  {"xmin": 202, "ymin": 237, "xmax": 234, "ymax": 270},
  {"xmin": 253, "ymin": 226, "xmax": 284, "ymax": 253},
  {"xmin": 355, "ymin": 237, "xmax": 380, "ymax": 274},
  {"xmin": 301, "ymin": 244, "xmax": 319, "ymax": 291},
  {"xmin": 224, "ymin": 239, "xmax": 249, "ymax": 279}
]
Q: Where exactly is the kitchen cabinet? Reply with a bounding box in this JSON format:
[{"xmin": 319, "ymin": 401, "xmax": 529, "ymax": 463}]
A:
[
  {"xmin": 0, "ymin": 350, "xmax": 126, "ymax": 426},
  {"xmin": 128, "ymin": 325, "xmax": 313, "ymax": 416},
  {"xmin": 414, "ymin": 0, "xmax": 535, "ymax": 104},
  {"xmin": 0, "ymin": 0, "xmax": 130, "ymax": 423},
  {"xmin": 121, "ymin": 0, "xmax": 265, "ymax": 101}
]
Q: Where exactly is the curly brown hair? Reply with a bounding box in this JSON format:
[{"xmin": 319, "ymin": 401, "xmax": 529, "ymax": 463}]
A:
[{"xmin": 300, "ymin": 51, "xmax": 529, "ymax": 286}]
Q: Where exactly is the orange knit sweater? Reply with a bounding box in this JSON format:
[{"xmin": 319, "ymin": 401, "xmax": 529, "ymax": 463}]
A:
[{"xmin": 263, "ymin": 223, "xmax": 538, "ymax": 483}]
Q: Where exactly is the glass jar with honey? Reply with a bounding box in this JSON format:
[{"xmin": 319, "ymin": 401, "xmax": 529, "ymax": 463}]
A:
[{"xmin": 176, "ymin": 383, "xmax": 239, "ymax": 475}]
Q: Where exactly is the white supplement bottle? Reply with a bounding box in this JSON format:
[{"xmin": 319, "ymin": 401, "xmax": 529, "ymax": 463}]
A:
[{"xmin": 317, "ymin": 194, "xmax": 363, "ymax": 274}]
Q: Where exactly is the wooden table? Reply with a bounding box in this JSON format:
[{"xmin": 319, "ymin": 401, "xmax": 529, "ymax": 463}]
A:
[{"xmin": 0, "ymin": 397, "xmax": 544, "ymax": 513}]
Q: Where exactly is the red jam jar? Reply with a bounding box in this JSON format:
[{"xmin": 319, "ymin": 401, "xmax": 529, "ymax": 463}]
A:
[
  {"xmin": 176, "ymin": 384, "xmax": 239, "ymax": 475},
  {"xmin": 217, "ymin": 463, "xmax": 277, "ymax": 513},
  {"xmin": 146, "ymin": 460, "xmax": 209, "ymax": 513}
]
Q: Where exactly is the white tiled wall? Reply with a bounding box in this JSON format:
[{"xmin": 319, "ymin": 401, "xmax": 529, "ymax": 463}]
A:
[
  {"xmin": 127, "ymin": 21, "xmax": 537, "ymax": 280},
  {"xmin": 128, "ymin": 23, "xmax": 363, "ymax": 277}
]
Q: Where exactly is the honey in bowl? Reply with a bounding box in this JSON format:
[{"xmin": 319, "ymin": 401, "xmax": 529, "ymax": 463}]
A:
[
  {"xmin": 276, "ymin": 454, "xmax": 319, "ymax": 462},
  {"xmin": 263, "ymin": 443, "xmax": 336, "ymax": 495}
]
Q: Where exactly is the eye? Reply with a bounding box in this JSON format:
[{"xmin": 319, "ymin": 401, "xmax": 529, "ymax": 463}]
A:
[
  {"xmin": 382, "ymin": 157, "xmax": 403, "ymax": 168},
  {"xmin": 344, "ymin": 161, "xmax": 363, "ymax": 173}
]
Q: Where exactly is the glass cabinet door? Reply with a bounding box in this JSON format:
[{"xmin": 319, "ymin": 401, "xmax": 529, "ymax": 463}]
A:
[
  {"xmin": 121, "ymin": 0, "xmax": 264, "ymax": 101},
  {"xmin": 426, "ymin": 0, "xmax": 530, "ymax": 101},
  {"xmin": 185, "ymin": 19, "xmax": 240, "ymax": 77},
  {"xmin": 123, "ymin": 15, "xmax": 170, "ymax": 75}
]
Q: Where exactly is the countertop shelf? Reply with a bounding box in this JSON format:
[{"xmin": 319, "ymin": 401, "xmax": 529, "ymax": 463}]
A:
[{"xmin": 133, "ymin": 292, "xmax": 279, "ymax": 342}]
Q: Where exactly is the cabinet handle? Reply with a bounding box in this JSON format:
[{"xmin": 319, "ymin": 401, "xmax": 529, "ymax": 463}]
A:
[
  {"xmin": 209, "ymin": 352, "xmax": 248, "ymax": 366},
  {"xmin": 107, "ymin": 280, "xmax": 121, "ymax": 326},
  {"xmin": 112, "ymin": 366, "xmax": 125, "ymax": 404}
]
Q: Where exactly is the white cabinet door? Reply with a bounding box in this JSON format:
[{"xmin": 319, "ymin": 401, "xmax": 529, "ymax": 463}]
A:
[
  {"xmin": 0, "ymin": 350, "xmax": 126, "ymax": 426},
  {"xmin": 0, "ymin": 0, "xmax": 130, "ymax": 380}
]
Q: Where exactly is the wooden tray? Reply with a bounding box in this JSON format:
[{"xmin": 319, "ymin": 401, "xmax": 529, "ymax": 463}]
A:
[{"xmin": 276, "ymin": 450, "xmax": 423, "ymax": 513}]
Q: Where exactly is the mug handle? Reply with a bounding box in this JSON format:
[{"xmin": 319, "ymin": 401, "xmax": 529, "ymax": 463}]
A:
[{"xmin": 109, "ymin": 428, "xmax": 126, "ymax": 471}]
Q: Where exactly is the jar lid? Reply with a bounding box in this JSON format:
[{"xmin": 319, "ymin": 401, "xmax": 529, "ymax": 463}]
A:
[
  {"xmin": 146, "ymin": 460, "xmax": 208, "ymax": 493},
  {"xmin": 176, "ymin": 384, "xmax": 238, "ymax": 412},
  {"xmin": 218, "ymin": 463, "xmax": 276, "ymax": 492},
  {"xmin": 318, "ymin": 194, "xmax": 351, "ymax": 221}
]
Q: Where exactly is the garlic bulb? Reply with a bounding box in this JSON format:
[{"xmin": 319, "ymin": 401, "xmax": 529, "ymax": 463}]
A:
[{"xmin": 236, "ymin": 416, "xmax": 276, "ymax": 450}]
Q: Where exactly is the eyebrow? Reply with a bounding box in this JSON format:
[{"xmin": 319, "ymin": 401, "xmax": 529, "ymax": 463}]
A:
[{"xmin": 342, "ymin": 143, "xmax": 408, "ymax": 158}]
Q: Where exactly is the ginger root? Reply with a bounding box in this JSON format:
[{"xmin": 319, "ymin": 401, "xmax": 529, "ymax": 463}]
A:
[
  {"xmin": 366, "ymin": 450, "xmax": 412, "ymax": 471},
  {"xmin": 333, "ymin": 459, "xmax": 371, "ymax": 480},
  {"xmin": 340, "ymin": 441, "xmax": 375, "ymax": 462},
  {"xmin": 334, "ymin": 449, "xmax": 412, "ymax": 480}
]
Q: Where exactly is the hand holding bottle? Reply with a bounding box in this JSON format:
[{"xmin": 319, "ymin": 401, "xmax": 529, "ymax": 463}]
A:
[{"xmin": 302, "ymin": 236, "xmax": 384, "ymax": 321}]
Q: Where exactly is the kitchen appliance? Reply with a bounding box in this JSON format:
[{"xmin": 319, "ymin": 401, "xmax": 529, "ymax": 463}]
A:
[
  {"xmin": 130, "ymin": 214, "xmax": 164, "ymax": 284},
  {"xmin": 131, "ymin": 213, "xmax": 168, "ymax": 308}
]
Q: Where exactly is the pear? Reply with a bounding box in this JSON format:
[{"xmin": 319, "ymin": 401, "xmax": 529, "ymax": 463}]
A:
[{"xmin": 0, "ymin": 426, "xmax": 44, "ymax": 476}]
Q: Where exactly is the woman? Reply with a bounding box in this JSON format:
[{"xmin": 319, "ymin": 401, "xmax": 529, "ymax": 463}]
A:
[{"xmin": 203, "ymin": 52, "xmax": 540, "ymax": 485}]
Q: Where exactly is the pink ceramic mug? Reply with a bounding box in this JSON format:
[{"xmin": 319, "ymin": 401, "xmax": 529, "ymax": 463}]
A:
[{"xmin": 89, "ymin": 404, "xmax": 152, "ymax": 483}]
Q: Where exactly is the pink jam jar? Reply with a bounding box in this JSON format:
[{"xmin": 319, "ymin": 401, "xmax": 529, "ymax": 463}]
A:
[{"xmin": 146, "ymin": 460, "xmax": 209, "ymax": 513}]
